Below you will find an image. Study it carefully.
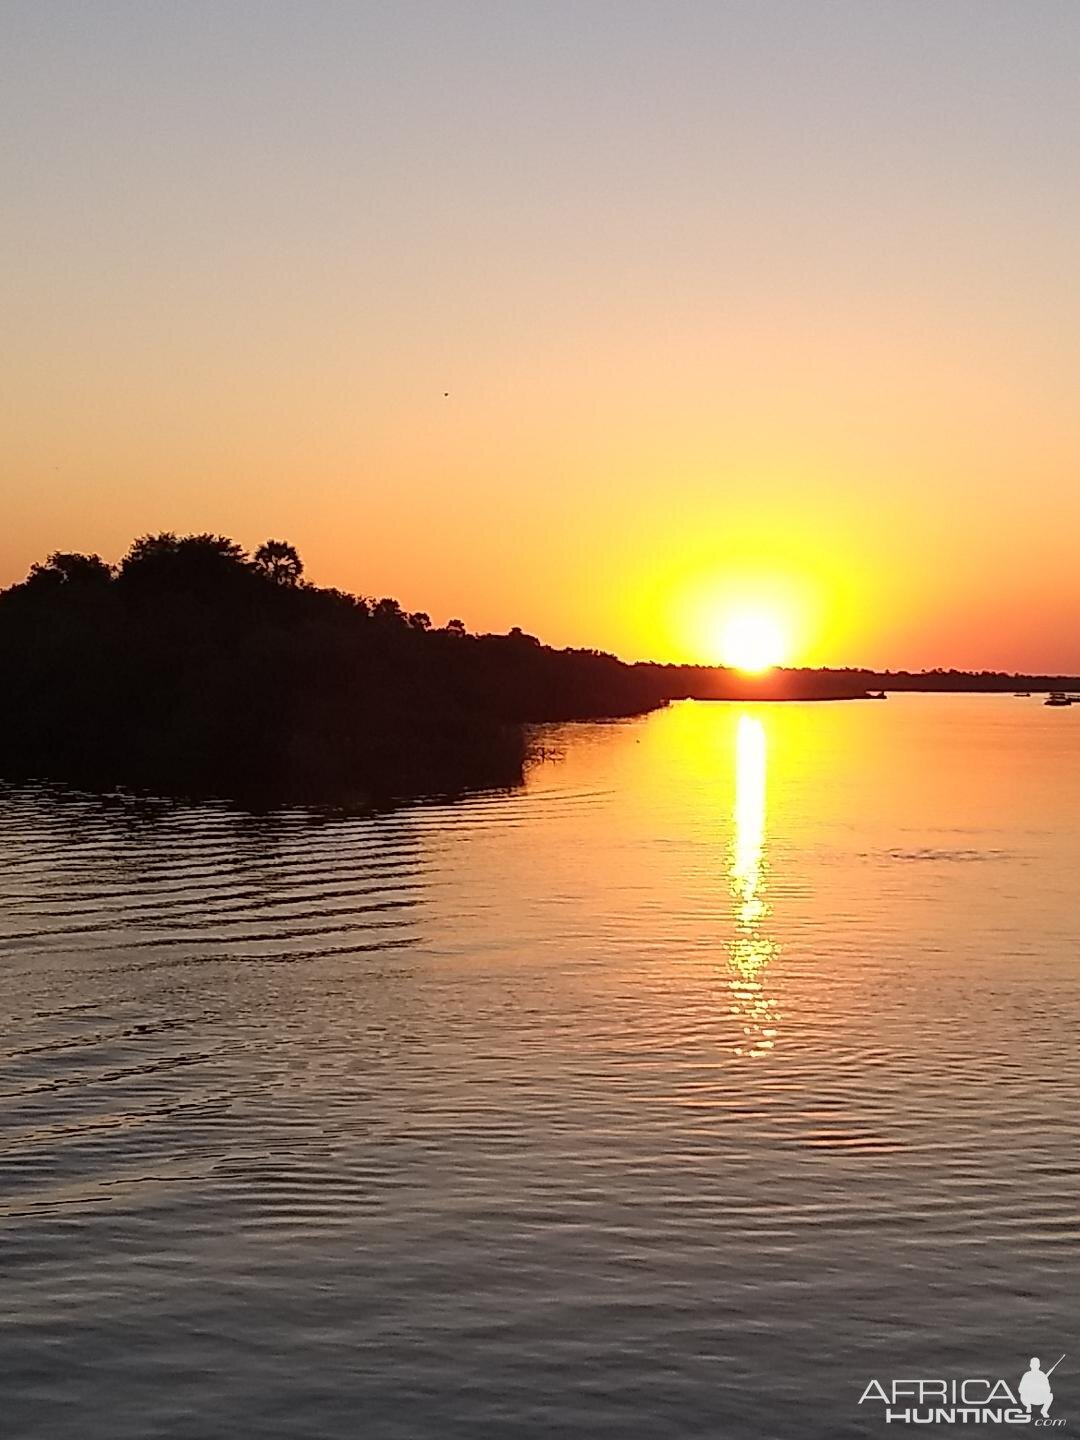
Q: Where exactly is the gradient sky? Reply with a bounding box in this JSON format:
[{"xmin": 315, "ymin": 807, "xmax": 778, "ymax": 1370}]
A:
[{"xmin": 4, "ymin": 1, "xmax": 1080, "ymax": 669}]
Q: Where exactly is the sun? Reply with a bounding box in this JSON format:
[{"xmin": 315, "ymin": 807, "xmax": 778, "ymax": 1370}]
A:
[{"xmin": 719, "ymin": 610, "xmax": 788, "ymax": 673}]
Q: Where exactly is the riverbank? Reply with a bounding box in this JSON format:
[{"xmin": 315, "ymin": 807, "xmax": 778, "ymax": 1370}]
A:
[{"xmin": 0, "ymin": 534, "xmax": 667, "ymax": 805}]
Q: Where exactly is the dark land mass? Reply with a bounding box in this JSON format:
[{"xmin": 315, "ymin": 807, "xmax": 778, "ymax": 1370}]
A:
[
  {"xmin": 639, "ymin": 665, "xmax": 1080, "ymax": 700},
  {"xmin": 0, "ymin": 534, "xmax": 667, "ymax": 806},
  {"xmin": 1, "ymin": 534, "xmax": 1074, "ymax": 805}
]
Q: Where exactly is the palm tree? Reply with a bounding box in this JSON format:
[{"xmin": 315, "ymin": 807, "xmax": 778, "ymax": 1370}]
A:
[{"xmin": 253, "ymin": 539, "xmax": 303, "ymax": 586}]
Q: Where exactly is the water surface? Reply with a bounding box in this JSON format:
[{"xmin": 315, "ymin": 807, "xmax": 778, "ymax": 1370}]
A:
[{"xmin": 2, "ymin": 696, "xmax": 1078, "ymax": 1438}]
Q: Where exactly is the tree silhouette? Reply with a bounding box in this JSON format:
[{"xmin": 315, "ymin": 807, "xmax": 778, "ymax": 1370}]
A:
[
  {"xmin": 0, "ymin": 526, "xmax": 685, "ymax": 803},
  {"xmin": 118, "ymin": 532, "xmax": 249, "ymax": 596},
  {"xmin": 253, "ymin": 539, "xmax": 303, "ymax": 586},
  {"xmin": 25, "ymin": 551, "xmax": 113, "ymax": 594},
  {"xmin": 372, "ymin": 597, "xmax": 405, "ymax": 625}
]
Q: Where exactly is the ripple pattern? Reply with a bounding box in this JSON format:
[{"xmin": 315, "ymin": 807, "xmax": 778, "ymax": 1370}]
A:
[{"xmin": 2, "ymin": 696, "xmax": 1079, "ymax": 1439}]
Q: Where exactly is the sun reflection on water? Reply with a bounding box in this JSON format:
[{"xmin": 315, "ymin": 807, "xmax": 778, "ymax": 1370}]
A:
[{"xmin": 728, "ymin": 714, "xmax": 780, "ymax": 1058}]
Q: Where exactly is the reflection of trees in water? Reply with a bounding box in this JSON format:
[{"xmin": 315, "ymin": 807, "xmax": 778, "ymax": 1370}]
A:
[
  {"xmin": 0, "ymin": 783, "xmax": 428, "ymax": 933},
  {"xmin": 727, "ymin": 716, "xmax": 780, "ymax": 1059}
]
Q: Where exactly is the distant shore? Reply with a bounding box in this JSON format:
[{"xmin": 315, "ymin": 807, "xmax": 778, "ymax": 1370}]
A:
[{"xmin": 637, "ymin": 665, "xmax": 1080, "ymax": 703}]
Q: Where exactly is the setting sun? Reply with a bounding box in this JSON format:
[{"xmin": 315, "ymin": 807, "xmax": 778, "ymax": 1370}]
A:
[{"xmin": 719, "ymin": 611, "xmax": 789, "ymax": 673}]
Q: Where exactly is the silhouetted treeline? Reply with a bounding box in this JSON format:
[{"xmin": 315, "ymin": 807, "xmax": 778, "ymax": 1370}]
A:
[
  {"xmin": 822, "ymin": 667, "xmax": 1080, "ymax": 694},
  {"xmin": 3, "ymin": 534, "xmax": 1072, "ymax": 805},
  {"xmin": 0, "ymin": 534, "xmax": 669, "ymax": 803},
  {"xmin": 637, "ymin": 665, "xmax": 1080, "ymax": 700},
  {"xmin": 634, "ymin": 665, "xmax": 876, "ymax": 701}
]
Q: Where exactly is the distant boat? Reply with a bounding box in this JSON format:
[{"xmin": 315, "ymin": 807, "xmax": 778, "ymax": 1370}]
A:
[
  {"xmin": 1044, "ymin": 693, "xmax": 1072, "ymax": 707},
  {"xmin": 869, "ymin": 690, "xmax": 887, "ymax": 700},
  {"xmin": 1015, "ymin": 691, "xmax": 1031, "ymax": 697}
]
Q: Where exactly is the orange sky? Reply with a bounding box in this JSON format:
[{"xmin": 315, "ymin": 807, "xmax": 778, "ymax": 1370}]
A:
[{"xmin": 3, "ymin": 3, "xmax": 1080, "ymax": 671}]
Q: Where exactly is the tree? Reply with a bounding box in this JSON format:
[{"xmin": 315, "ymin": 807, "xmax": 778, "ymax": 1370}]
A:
[
  {"xmin": 253, "ymin": 539, "xmax": 303, "ymax": 586},
  {"xmin": 118, "ymin": 533, "xmax": 249, "ymax": 596},
  {"xmin": 507, "ymin": 625, "xmax": 540, "ymax": 646},
  {"xmin": 372, "ymin": 597, "xmax": 405, "ymax": 625},
  {"xmin": 24, "ymin": 551, "xmax": 113, "ymax": 594}
]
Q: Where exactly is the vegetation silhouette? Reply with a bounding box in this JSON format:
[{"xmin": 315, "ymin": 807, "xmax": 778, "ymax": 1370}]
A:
[
  {"xmin": 0, "ymin": 533, "xmax": 668, "ymax": 804},
  {"xmin": 643, "ymin": 664, "xmax": 1080, "ymax": 699},
  {"xmin": 3, "ymin": 533, "xmax": 1077, "ymax": 805},
  {"xmin": 253, "ymin": 539, "xmax": 303, "ymax": 586}
]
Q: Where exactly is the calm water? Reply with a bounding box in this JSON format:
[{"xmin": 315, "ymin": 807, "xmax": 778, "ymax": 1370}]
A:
[{"xmin": 2, "ymin": 695, "xmax": 1078, "ymax": 1439}]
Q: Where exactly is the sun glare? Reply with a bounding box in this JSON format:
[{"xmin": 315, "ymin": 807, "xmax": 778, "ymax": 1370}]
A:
[{"xmin": 719, "ymin": 611, "xmax": 788, "ymax": 673}]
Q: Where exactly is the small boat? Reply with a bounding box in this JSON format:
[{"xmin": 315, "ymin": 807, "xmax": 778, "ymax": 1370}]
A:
[
  {"xmin": 1015, "ymin": 691, "xmax": 1031, "ymax": 697},
  {"xmin": 869, "ymin": 690, "xmax": 887, "ymax": 700},
  {"xmin": 1044, "ymin": 692, "xmax": 1072, "ymax": 707}
]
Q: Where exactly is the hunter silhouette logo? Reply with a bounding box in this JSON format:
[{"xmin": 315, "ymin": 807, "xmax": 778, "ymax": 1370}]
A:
[
  {"xmin": 1019, "ymin": 1357, "xmax": 1064, "ymax": 1420},
  {"xmin": 859, "ymin": 1354, "xmax": 1067, "ymax": 1426}
]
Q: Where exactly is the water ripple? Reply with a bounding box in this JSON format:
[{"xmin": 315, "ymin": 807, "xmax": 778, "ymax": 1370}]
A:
[{"xmin": 2, "ymin": 700, "xmax": 1079, "ymax": 1439}]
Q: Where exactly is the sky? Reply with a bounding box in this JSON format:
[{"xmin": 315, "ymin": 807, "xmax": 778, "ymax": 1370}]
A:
[{"xmin": 3, "ymin": 0, "xmax": 1080, "ymax": 670}]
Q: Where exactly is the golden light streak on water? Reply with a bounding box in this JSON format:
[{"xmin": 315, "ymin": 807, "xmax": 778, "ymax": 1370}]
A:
[{"xmin": 728, "ymin": 715, "xmax": 780, "ymax": 1058}]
